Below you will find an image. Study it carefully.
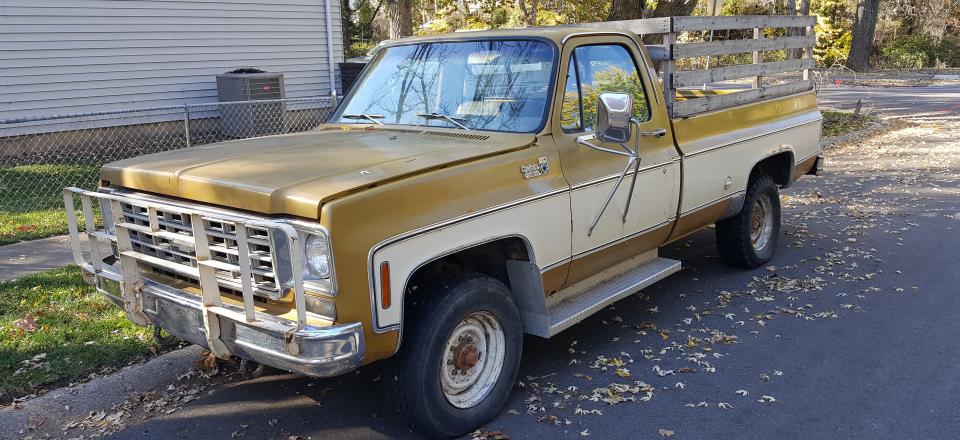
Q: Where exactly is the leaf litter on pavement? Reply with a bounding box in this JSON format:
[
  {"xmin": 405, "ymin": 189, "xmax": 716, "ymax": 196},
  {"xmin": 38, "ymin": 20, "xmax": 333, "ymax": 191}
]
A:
[{"xmin": 14, "ymin": 351, "xmax": 235, "ymax": 440}]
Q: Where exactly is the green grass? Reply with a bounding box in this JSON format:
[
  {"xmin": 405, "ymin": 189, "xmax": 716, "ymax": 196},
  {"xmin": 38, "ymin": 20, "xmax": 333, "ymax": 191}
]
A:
[
  {"xmin": 0, "ymin": 267, "xmax": 165, "ymax": 402},
  {"xmin": 0, "ymin": 164, "xmax": 99, "ymax": 245},
  {"xmin": 821, "ymin": 110, "xmax": 878, "ymax": 138}
]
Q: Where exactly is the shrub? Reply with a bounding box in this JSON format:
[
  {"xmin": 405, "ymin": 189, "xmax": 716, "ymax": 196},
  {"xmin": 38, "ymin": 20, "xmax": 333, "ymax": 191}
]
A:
[
  {"xmin": 935, "ymin": 35, "xmax": 960, "ymax": 67},
  {"xmin": 880, "ymin": 34, "xmax": 960, "ymax": 69},
  {"xmin": 881, "ymin": 35, "xmax": 935, "ymax": 69},
  {"xmin": 346, "ymin": 41, "xmax": 376, "ymax": 59}
]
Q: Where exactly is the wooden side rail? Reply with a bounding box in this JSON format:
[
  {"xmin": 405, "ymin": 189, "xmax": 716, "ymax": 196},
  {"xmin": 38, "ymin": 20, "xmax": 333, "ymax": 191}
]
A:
[{"xmin": 586, "ymin": 15, "xmax": 817, "ymax": 118}]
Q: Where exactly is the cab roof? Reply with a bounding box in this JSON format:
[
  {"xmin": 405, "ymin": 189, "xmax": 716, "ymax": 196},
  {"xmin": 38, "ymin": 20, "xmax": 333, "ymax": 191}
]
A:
[{"xmin": 378, "ymin": 26, "xmax": 638, "ymax": 47}]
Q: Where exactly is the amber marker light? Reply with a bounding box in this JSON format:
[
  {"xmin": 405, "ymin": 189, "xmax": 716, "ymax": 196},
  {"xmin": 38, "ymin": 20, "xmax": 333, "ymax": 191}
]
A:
[{"xmin": 380, "ymin": 262, "xmax": 391, "ymax": 309}]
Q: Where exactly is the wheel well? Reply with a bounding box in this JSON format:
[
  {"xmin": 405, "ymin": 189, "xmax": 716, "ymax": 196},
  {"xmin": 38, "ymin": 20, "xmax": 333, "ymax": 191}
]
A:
[
  {"xmin": 753, "ymin": 151, "xmax": 794, "ymax": 187},
  {"xmin": 404, "ymin": 237, "xmax": 531, "ymax": 298}
]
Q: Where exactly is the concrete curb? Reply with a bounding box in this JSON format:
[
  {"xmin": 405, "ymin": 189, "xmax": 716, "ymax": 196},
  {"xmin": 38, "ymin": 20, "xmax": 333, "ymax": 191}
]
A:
[{"xmin": 0, "ymin": 345, "xmax": 203, "ymax": 438}]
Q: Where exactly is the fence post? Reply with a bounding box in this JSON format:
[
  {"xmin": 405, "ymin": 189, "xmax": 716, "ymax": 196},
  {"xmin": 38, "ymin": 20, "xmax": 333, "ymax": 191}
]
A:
[
  {"xmin": 752, "ymin": 27, "xmax": 763, "ymax": 88},
  {"xmin": 183, "ymin": 104, "xmax": 192, "ymax": 147},
  {"xmin": 662, "ymin": 22, "xmax": 676, "ymax": 118}
]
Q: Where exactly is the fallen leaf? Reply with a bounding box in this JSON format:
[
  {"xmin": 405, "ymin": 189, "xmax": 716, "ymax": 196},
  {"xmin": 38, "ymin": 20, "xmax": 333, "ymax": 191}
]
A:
[
  {"xmin": 14, "ymin": 314, "xmax": 37, "ymax": 332},
  {"xmin": 196, "ymin": 351, "xmax": 220, "ymax": 374},
  {"xmin": 659, "ymin": 428, "xmax": 675, "ymax": 438},
  {"xmin": 471, "ymin": 430, "xmax": 507, "ymax": 440}
]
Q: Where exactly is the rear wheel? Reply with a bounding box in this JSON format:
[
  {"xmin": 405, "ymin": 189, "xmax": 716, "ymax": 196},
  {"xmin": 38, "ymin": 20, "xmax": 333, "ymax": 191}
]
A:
[
  {"xmin": 716, "ymin": 174, "xmax": 781, "ymax": 269},
  {"xmin": 385, "ymin": 274, "xmax": 522, "ymax": 438}
]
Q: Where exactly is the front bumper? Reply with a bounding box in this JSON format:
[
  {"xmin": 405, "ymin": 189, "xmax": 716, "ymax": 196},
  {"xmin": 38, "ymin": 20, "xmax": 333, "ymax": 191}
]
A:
[
  {"xmin": 64, "ymin": 187, "xmax": 364, "ymax": 378},
  {"xmin": 96, "ymin": 269, "xmax": 364, "ymax": 377}
]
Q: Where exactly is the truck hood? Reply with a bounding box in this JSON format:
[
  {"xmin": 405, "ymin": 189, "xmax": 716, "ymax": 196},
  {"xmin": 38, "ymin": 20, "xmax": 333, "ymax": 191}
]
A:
[{"xmin": 101, "ymin": 127, "xmax": 535, "ymax": 218}]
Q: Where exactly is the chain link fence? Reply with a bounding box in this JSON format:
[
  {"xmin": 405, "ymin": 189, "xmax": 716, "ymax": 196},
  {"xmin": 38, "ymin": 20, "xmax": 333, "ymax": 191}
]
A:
[{"xmin": 0, "ymin": 97, "xmax": 333, "ymax": 243}]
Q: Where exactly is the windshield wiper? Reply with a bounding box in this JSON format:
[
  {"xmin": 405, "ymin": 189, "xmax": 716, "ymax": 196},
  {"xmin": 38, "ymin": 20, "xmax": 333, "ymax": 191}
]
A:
[
  {"xmin": 341, "ymin": 113, "xmax": 385, "ymax": 125},
  {"xmin": 416, "ymin": 113, "xmax": 471, "ymax": 130}
]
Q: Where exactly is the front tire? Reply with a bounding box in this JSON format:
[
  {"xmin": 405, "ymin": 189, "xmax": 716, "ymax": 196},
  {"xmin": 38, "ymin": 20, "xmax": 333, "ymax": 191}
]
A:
[
  {"xmin": 716, "ymin": 174, "xmax": 781, "ymax": 268},
  {"xmin": 385, "ymin": 274, "xmax": 522, "ymax": 438}
]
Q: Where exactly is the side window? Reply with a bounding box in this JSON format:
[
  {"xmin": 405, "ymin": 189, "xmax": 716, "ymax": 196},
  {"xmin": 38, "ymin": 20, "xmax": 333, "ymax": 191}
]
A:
[
  {"xmin": 560, "ymin": 58, "xmax": 582, "ymax": 131},
  {"xmin": 572, "ymin": 44, "xmax": 650, "ymax": 132}
]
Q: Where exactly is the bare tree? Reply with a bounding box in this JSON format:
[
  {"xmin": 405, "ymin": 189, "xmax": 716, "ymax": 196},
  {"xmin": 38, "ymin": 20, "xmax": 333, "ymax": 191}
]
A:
[
  {"xmin": 901, "ymin": 0, "xmax": 952, "ymax": 40},
  {"xmin": 607, "ymin": 0, "xmax": 645, "ymax": 20},
  {"xmin": 387, "ymin": 0, "xmax": 413, "ymax": 39},
  {"xmin": 848, "ymin": 0, "xmax": 880, "ymax": 71}
]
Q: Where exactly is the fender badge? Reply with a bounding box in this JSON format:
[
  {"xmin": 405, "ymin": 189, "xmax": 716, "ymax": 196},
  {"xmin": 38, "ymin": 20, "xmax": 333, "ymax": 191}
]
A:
[{"xmin": 521, "ymin": 157, "xmax": 550, "ymax": 179}]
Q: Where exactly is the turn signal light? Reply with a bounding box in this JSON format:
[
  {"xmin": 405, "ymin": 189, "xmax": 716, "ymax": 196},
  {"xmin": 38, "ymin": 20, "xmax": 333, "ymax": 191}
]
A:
[{"xmin": 380, "ymin": 262, "xmax": 391, "ymax": 309}]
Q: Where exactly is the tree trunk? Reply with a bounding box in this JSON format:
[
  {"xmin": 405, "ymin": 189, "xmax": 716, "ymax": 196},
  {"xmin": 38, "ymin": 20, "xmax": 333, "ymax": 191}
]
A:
[
  {"xmin": 848, "ymin": 0, "xmax": 880, "ymax": 71},
  {"xmin": 341, "ymin": 0, "xmax": 353, "ymax": 55},
  {"xmin": 648, "ymin": 0, "xmax": 698, "ymax": 18},
  {"xmin": 785, "ymin": 0, "xmax": 799, "ymax": 59},
  {"xmin": 607, "ymin": 0, "xmax": 644, "ymax": 21},
  {"xmin": 795, "ymin": 0, "xmax": 811, "ymax": 61},
  {"xmin": 387, "ymin": 0, "xmax": 413, "ymax": 39},
  {"xmin": 517, "ymin": 0, "xmax": 540, "ymax": 26},
  {"xmin": 636, "ymin": 0, "xmax": 695, "ymax": 45}
]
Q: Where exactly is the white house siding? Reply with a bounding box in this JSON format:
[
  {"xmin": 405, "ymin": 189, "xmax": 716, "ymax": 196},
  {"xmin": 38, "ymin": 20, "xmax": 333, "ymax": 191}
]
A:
[{"xmin": 0, "ymin": 0, "xmax": 344, "ymax": 121}]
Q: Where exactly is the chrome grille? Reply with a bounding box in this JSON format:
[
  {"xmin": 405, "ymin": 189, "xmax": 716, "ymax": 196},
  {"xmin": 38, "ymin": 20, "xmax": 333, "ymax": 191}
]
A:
[
  {"xmin": 64, "ymin": 186, "xmax": 330, "ymax": 337},
  {"xmin": 119, "ymin": 202, "xmax": 284, "ymax": 296}
]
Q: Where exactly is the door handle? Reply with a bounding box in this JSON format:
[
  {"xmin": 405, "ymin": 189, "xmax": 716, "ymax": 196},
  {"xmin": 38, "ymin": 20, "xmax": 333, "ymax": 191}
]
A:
[{"xmin": 641, "ymin": 128, "xmax": 666, "ymax": 137}]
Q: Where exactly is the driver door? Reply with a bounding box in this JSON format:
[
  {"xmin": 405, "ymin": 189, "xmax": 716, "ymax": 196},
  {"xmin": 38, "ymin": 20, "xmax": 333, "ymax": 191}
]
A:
[{"xmin": 552, "ymin": 35, "xmax": 680, "ymax": 286}]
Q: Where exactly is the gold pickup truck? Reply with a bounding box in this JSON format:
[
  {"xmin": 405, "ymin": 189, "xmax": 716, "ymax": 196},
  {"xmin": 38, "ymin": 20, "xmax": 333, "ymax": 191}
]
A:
[{"xmin": 65, "ymin": 20, "xmax": 822, "ymax": 438}]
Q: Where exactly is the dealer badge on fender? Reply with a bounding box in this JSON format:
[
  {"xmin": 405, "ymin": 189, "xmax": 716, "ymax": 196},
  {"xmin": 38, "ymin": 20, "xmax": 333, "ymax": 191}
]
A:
[{"xmin": 521, "ymin": 157, "xmax": 550, "ymax": 179}]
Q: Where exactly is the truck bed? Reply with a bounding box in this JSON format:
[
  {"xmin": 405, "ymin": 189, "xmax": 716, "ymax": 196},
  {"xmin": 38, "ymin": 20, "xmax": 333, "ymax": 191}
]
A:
[{"xmin": 667, "ymin": 91, "xmax": 821, "ymax": 237}]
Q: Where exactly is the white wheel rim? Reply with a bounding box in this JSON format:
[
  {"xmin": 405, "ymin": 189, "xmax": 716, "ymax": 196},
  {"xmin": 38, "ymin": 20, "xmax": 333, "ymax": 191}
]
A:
[
  {"xmin": 750, "ymin": 196, "xmax": 774, "ymax": 252},
  {"xmin": 439, "ymin": 311, "xmax": 506, "ymax": 409}
]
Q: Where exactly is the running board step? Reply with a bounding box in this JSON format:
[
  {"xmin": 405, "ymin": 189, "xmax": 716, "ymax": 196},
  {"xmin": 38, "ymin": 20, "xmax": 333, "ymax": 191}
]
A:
[{"xmin": 547, "ymin": 257, "xmax": 681, "ymax": 336}]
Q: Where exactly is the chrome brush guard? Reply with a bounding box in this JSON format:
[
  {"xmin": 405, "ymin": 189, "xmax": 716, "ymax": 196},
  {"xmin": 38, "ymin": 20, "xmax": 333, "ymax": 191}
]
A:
[{"xmin": 62, "ymin": 187, "xmax": 363, "ymax": 377}]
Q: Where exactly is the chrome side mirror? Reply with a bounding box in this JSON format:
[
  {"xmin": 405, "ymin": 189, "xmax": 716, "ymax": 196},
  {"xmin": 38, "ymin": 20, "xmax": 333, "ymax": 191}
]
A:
[
  {"xmin": 595, "ymin": 92, "xmax": 634, "ymax": 144},
  {"xmin": 573, "ymin": 92, "xmax": 644, "ymax": 237}
]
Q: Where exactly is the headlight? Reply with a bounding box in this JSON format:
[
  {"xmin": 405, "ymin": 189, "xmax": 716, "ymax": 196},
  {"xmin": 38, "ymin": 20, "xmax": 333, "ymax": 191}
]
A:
[{"xmin": 303, "ymin": 233, "xmax": 330, "ymax": 279}]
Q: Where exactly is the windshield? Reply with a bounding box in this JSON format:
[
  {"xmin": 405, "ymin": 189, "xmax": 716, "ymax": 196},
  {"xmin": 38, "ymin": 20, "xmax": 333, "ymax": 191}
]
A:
[{"xmin": 332, "ymin": 39, "xmax": 556, "ymax": 133}]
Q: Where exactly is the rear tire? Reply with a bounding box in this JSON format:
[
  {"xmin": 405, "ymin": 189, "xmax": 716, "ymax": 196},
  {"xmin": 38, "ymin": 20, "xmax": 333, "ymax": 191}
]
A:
[
  {"xmin": 385, "ymin": 273, "xmax": 522, "ymax": 438},
  {"xmin": 716, "ymin": 174, "xmax": 781, "ymax": 269}
]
